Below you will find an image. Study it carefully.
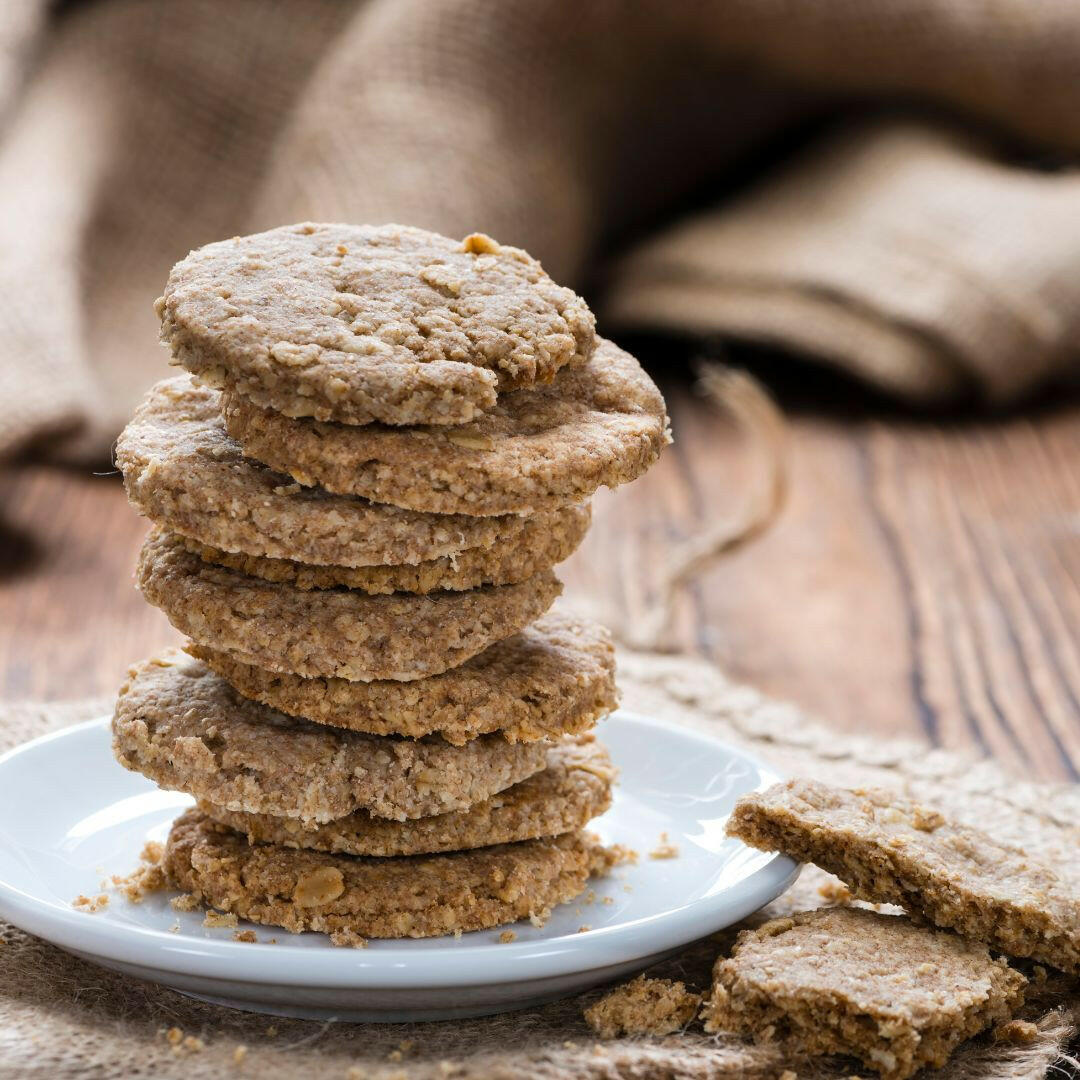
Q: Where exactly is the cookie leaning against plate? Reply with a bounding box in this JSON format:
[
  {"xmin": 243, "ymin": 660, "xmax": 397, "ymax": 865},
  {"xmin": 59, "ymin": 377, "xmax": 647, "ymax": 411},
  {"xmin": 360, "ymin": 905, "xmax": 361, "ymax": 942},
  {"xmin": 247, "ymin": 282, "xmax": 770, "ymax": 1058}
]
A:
[
  {"xmin": 116, "ymin": 375, "xmax": 584, "ymax": 569},
  {"xmin": 179, "ymin": 498, "xmax": 588, "ymax": 593},
  {"xmin": 222, "ymin": 337, "xmax": 670, "ymax": 516},
  {"xmin": 165, "ymin": 809, "xmax": 617, "ymax": 939},
  {"xmin": 113, "ymin": 652, "xmax": 548, "ymax": 824},
  {"xmin": 137, "ymin": 529, "xmax": 562, "ymax": 682},
  {"xmin": 188, "ymin": 612, "xmax": 617, "ymax": 745},
  {"xmin": 200, "ymin": 734, "xmax": 615, "ymax": 858},
  {"xmin": 159, "ymin": 222, "xmax": 595, "ymax": 426}
]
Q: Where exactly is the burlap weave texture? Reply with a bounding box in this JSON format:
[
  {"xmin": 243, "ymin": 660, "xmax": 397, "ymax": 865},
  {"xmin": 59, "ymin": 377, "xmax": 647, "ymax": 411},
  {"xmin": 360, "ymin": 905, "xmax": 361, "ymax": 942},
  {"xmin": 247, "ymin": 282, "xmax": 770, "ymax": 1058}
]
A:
[
  {"xmin": 1, "ymin": 651, "xmax": 1077, "ymax": 1079},
  {"xmin": 1, "ymin": 0, "xmax": 1080, "ymax": 462}
]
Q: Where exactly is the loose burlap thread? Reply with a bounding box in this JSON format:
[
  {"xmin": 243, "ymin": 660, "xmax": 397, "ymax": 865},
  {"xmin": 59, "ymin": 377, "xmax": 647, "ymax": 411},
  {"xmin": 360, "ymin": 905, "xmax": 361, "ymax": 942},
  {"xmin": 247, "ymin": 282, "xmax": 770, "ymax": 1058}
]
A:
[
  {"xmin": 2, "ymin": 0, "xmax": 1080, "ymax": 463},
  {"xmin": 2, "ymin": 652, "xmax": 1077, "ymax": 1079}
]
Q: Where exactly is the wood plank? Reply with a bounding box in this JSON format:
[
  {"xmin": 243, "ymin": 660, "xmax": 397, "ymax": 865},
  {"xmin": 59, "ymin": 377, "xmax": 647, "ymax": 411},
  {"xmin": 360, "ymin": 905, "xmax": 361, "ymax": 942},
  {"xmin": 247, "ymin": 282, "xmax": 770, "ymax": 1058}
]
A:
[
  {"xmin": 561, "ymin": 375, "xmax": 1080, "ymax": 781},
  {"xmin": 1, "ymin": 375, "xmax": 1077, "ymax": 782}
]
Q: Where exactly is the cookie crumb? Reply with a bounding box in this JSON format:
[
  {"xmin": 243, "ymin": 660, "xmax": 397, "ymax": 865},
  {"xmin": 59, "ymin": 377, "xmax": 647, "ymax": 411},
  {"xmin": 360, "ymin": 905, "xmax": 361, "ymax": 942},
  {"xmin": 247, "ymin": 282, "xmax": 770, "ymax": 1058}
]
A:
[
  {"xmin": 233, "ymin": 1045, "xmax": 248, "ymax": 1064},
  {"xmin": 331, "ymin": 929, "xmax": 369, "ymax": 949},
  {"xmin": 72, "ymin": 893, "xmax": 109, "ymax": 913},
  {"xmin": 170, "ymin": 893, "xmax": 200, "ymax": 912},
  {"xmin": 110, "ymin": 841, "xmax": 168, "ymax": 902},
  {"xmin": 818, "ymin": 880, "xmax": 852, "ymax": 905},
  {"xmin": 453, "ymin": 928, "xmax": 463, "ymax": 940},
  {"xmin": 233, "ymin": 930, "xmax": 257, "ymax": 943},
  {"xmin": 387, "ymin": 1050, "xmax": 403, "ymax": 1063},
  {"xmin": 584, "ymin": 975, "xmax": 701, "ymax": 1038},
  {"xmin": 992, "ymin": 1019, "xmax": 1039, "ymax": 1045},
  {"xmin": 346, "ymin": 1068, "xmax": 366, "ymax": 1080},
  {"xmin": 498, "ymin": 930, "xmax": 517, "ymax": 944},
  {"xmin": 203, "ymin": 910, "xmax": 239, "ymax": 929},
  {"xmin": 578, "ymin": 925, "xmax": 591, "ymax": 933},
  {"xmin": 529, "ymin": 909, "xmax": 550, "ymax": 929},
  {"xmin": 779, "ymin": 1072, "xmax": 798, "ymax": 1080},
  {"xmin": 649, "ymin": 832, "xmax": 679, "ymax": 860},
  {"xmin": 607, "ymin": 844, "xmax": 639, "ymax": 867}
]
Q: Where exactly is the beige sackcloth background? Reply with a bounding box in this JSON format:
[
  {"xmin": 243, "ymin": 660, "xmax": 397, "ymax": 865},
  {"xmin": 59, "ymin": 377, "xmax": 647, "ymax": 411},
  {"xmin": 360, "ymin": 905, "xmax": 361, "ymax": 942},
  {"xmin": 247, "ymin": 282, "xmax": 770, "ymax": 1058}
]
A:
[
  {"xmin": 1, "ymin": 1, "xmax": 1079, "ymax": 1076},
  {"xmin": 2, "ymin": 656, "xmax": 1079, "ymax": 1078},
  {"xmin": 1, "ymin": 0, "xmax": 1080, "ymax": 461}
]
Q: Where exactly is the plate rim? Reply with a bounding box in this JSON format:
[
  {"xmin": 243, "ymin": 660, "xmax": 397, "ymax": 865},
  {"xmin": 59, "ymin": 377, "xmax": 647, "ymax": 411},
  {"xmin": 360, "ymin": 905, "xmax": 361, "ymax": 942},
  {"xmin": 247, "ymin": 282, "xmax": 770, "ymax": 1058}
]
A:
[{"xmin": 0, "ymin": 710, "xmax": 799, "ymax": 990}]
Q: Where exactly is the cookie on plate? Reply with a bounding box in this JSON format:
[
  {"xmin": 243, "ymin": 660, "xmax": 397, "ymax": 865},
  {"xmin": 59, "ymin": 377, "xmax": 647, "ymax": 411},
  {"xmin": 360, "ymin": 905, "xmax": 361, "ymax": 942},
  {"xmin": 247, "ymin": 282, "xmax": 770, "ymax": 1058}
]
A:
[
  {"xmin": 116, "ymin": 375, "xmax": 582, "ymax": 569},
  {"xmin": 113, "ymin": 652, "xmax": 548, "ymax": 824},
  {"xmin": 159, "ymin": 222, "xmax": 595, "ymax": 426},
  {"xmin": 702, "ymin": 907, "xmax": 1026, "ymax": 1080},
  {"xmin": 189, "ymin": 612, "xmax": 616, "ymax": 745},
  {"xmin": 137, "ymin": 529, "xmax": 561, "ymax": 682},
  {"xmin": 165, "ymin": 808, "xmax": 616, "ymax": 939},
  {"xmin": 200, "ymin": 734, "xmax": 614, "ymax": 857},
  {"xmin": 222, "ymin": 337, "xmax": 670, "ymax": 516}
]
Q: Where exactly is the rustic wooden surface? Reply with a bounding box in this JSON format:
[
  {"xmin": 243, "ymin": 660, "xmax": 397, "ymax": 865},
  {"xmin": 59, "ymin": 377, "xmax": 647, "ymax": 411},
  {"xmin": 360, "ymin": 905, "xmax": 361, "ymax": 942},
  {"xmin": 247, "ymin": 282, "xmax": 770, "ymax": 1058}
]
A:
[{"xmin": 1, "ymin": 357, "xmax": 1078, "ymax": 782}]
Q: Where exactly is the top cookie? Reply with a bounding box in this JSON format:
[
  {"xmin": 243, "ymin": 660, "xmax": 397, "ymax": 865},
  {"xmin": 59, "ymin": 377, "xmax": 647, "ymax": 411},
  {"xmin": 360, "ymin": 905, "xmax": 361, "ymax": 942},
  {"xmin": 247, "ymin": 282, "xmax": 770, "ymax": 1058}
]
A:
[{"xmin": 158, "ymin": 223, "xmax": 596, "ymax": 426}]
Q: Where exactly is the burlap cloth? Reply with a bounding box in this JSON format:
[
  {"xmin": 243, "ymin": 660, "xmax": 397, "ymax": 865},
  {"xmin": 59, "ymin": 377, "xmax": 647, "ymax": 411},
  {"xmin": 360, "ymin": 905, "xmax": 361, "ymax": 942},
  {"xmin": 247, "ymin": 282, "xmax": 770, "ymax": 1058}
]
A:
[
  {"xmin": 2, "ymin": 651, "xmax": 1078, "ymax": 1079},
  {"xmin": 2, "ymin": 0, "xmax": 1080, "ymax": 463}
]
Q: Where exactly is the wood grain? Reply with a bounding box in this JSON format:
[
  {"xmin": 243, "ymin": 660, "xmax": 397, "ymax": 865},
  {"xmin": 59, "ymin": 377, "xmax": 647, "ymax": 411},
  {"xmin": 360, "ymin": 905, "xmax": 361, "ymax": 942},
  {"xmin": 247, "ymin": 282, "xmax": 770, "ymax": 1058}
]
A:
[{"xmin": 1, "ymin": 372, "xmax": 1078, "ymax": 781}]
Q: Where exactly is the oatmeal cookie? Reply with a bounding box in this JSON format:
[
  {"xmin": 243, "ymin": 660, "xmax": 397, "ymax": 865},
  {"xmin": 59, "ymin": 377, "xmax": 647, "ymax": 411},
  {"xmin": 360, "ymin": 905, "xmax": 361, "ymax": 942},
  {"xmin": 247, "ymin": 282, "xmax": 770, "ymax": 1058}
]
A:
[
  {"xmin": 164, "ymin": 809, "xmax": 617, "ymax": 939},
  {"xmin": 159, "ymin": 222, "xmax": 595, "ymax": 426},
  {"xmin": 116, "ymin": 375, "xmax": 576, "ymax": 568},
  {"xmin": 702, "ymin": 907, "xmax": 1026, "ymax": 1080},
  {"xmin": 728, "ymin": 778, "xmax": 1080, "ymax": 973},
  {"xmin": 200, "ymin": 734, "xmax": 614, "ymax": 857},
  {"xmin": 181, "ymin": 501, "xmax": 588, "ymax": 593},
  {"xmin": 137, "ymin": 528, "xmax": 561, "ymax": 682},
  {"xmin": 112, "ymin": 652, "xmax": 547, "ymax": 823},
  {"xmin": 222, "ymin": 337, "xmax": 670, "ymax": 515},
  {"xmin": 189, "ymin": 612, "xmax": 616, "ymax": 744}
]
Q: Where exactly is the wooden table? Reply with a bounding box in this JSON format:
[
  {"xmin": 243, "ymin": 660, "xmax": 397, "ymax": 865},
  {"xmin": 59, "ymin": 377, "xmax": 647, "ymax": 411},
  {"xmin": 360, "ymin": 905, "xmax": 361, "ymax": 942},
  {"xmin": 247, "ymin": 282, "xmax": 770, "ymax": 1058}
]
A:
[{"xmin": 2, "ymin": 351, "xmax": 1078, "ymax": 781}]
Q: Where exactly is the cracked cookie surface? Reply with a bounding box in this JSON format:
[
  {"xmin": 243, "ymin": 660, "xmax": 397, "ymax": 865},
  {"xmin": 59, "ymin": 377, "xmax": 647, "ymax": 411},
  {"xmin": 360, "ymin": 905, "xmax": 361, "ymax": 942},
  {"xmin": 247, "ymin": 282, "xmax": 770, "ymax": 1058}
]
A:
[
  {"xmin": 117, "ymin": 375, "xmax": 574, "ymax": 568},
  {"xmin": 728, "ymin": 778, "xmax": 1080, "ymax": 973},
  {"xmin": 201, "ymin": 734, "xmax": 614, "ymax": 857},
  {"xmin": 222, "ymin": 337, "xmax": 670, "ymax": 515},
  {"xmin": 159, "ymin": 222, "xmax": 595, "ymax": 426},
  {"xmin": 165, "ymin": 809, "xmax": 617, "ymax": 939},
  {"xmin": 112, "ymin": 651, "xmax": 547, "ymax": 824},
  {"xmin": 137, "ymin": 528, "xmax": 561, "ymax": 682},
  {"xmin": 189, "ymin": 612, "xmax": 616, "ymax": 744}
]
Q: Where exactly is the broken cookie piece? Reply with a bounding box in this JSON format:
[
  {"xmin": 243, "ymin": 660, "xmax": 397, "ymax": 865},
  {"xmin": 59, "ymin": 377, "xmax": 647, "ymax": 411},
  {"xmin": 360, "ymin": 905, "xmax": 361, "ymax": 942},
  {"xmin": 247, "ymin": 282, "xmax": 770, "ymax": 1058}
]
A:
[
  {"xmin": 702, "ymin": 907, "xmax": 1026, "ymax": 1080},
  {"xmin": 584, "ymin": 975, "xmax": 701, "ymax": 1038},
  {"xmin": 727, "ymin": 778, "xmax": 1080, "ymax": 973}
]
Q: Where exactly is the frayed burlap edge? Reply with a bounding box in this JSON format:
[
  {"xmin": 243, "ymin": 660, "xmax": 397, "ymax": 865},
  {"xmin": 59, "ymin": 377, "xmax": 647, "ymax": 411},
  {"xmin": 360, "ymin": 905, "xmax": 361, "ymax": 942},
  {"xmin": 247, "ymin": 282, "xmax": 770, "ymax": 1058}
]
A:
[{"xmin": 0, "ymin": 654, "xmax": 1077, "ymax": 1080}]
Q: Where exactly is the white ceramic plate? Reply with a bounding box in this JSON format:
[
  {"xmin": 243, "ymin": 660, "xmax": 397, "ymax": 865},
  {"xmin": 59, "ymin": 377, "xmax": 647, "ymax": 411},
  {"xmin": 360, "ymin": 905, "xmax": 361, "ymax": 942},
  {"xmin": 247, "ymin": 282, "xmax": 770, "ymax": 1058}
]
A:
[{"xmin": 0, "ymin": 710, "xmax": 797, "ymax": 1021}]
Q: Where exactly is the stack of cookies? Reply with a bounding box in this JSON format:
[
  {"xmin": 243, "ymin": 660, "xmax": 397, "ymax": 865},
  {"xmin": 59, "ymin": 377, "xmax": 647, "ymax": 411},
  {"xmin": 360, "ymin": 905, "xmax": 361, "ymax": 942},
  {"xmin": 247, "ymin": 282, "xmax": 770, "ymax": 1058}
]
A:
[{"xmin": 112, "ymin": 223, "xmax": 669, "ymax": 941}]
